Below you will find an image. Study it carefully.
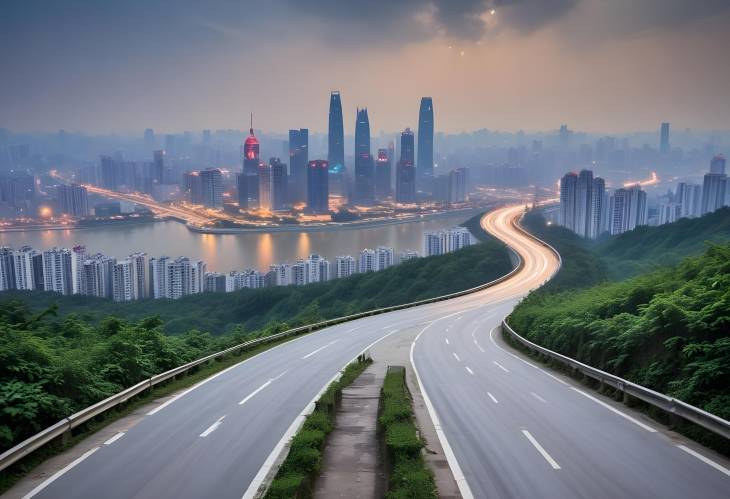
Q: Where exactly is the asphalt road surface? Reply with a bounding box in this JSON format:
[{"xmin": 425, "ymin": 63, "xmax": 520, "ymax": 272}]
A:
[{"xmin": 25, "ymin": 205, "xmax": 730, "ymax": 499}]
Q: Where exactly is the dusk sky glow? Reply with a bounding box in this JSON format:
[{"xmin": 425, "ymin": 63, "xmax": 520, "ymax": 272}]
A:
[{"xmin": 2, "ymin": 0, "xmax": 730, "ymax": 134}]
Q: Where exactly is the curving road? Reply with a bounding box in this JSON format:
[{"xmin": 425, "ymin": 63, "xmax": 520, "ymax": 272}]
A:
[{"xmin": 17, "ymin": 205, "xmax": 730, "ymax": 499}]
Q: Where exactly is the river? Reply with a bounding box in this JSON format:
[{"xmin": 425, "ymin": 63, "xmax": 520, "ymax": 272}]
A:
[{"xmin": 0, "ymin": 213, "xmax": 476, "ymax": 273}]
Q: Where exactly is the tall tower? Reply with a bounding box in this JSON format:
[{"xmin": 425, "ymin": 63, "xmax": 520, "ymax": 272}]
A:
[
  {"xmin": 242, "ymin": 114, "xmax": 261, "ymax": 207},
  {"xmin": 307, "ymin": 160, "xmax": 330, "ymax": 214},
  {"xmin": 354, "ymin": 108, "xmax": 374, "ymax": 205},
  {"xmin": 288, "ymin": 129, "xmax": 308, "ymax": 203},
  {"xmin": 328, "ymin": 92, "xmax": 345, "ymax": 171},
  {"xmin": 417, "ymin": 97, "xmax": 434, "ymax": 189},
  {"xmin": 660, "ymin": 122, "xmax": 670, "ymax": 155},
  {"xmin": 396, "ymin": 128, "xmax": 416, "ymax": 203}
]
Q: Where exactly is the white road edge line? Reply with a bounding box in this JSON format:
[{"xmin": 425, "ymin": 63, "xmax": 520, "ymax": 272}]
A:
[
  {"xmin": 453, "ymin": 352, "xmax": 461, "ymax": 362},
  {"xmin": 677, "ymin": 445, "xmax": 730, "ymax": 477},
  {"xmin": 465, "ymin": 366, "xmax": 474, "ymax": 375},
  {"xmin": 493, "ymin": 360, "xmax": 509, "ymax": 373},
  {"xmin": 531, "ymin": 392, "xmax": 546, "ymax": 403},
  {"xmin": 103, "ymin": 432, "xmax": 125, "ymax": 445},
  {"xmin": 242, "ymin": 327, "xmax": 401, "ymax": 499},
  {"xmin": 487, "ymin": 392, "xmax": 499, "ymax": 404},
  {"xmin": 522, "ymin": 430, "xmax": 561, "ymax": 470},
  {"xmin": 488, "ymin": 326, "xmax": 569, "ymax": 386},
  {"xmin": 239, "ymin": 380, "xmax": 273, "ymax": 406},
  {"xmin": 22, "ymin": 447, "xmax": 99, "ymax": 499},
  {"xmin": 411, "ymin": 313, "xmax": 475, "ymax": 499},
  {"xmin": 570, "ymin": 387, "xmax": 657, "ymax": 432},
  {"xmin": 200, "ymin": 415, "xmax": 226, "ymax": 437}
]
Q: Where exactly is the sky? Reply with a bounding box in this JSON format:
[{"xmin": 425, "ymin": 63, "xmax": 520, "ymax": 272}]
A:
[{"xmin": 1, "ymin": 0, "xmax": 730, "ymax": 135}]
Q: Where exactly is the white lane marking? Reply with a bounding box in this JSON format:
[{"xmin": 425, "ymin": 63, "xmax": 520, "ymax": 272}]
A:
[
  {"xmin": 22, "ymin": 447, "xmax": 99, "ymax": 499},
  {"xmin": 489, "ymin": 326, "xmax": 569, "ymax": 386},
  {"xmin": 445, "ymin": 338, "xmax": 450, "ymax": 345},
  {"xmin": 411, "ymin": 319, "xmax": 475, "ymax": 499},
  {"xmin": 474, "ymin": 340, "xmax": 485, "ymax": 353},
  {"xmin": 200, "ymin": 415, "xmax": 226, "ymax": 437},
  {"xmin": 103, "ymin": 432, "xmax": 125, "ymax": 445},
  {"xmin": 522, "ymin": 430, "xmax": 561, "ymax": 470},
  {"xmin": 453, "ymin": 352, "xmax": 461, "ymax": 362},
  {"xmin": 493, "ymin": 361, "xmax": 509, "ymax": 373},
  {"xmin": 487, "ymin": 392, "xmax": 499, "ymax": 404},
  {"xmin": 239, "ymin": 380, "xmax": 273, "ymax": 406},
  {"xmin": 465, "ymin": 366, "xmax": 474, "ymax": 375},
  {"xmin": 146, "ymin": 324, "xmax": 324, "ymax": 416},
  {"xmin": 570, "ymin": 387, "xmax": 657, "ymax": 432},
  {"xmin": 301, "ymin": 339, "xmax": 338, "ymax": 360},
  {"xmin": 677, "ymin": 445, "xmax": 730, "ymax": 477},
  {"xmin": 243, "ymin": 327, "xmax": 403, "ymax": 499},
  {"xmin": 531, "ymin": 392, "xmax": 546, "ymax": 403}
]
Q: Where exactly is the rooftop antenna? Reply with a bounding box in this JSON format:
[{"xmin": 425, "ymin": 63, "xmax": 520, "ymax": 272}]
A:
[{"xmin": 249, "ymin": 112, "xmax": 253, "ymax": 135}]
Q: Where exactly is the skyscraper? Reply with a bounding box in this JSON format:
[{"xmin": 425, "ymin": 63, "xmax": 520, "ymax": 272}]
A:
[
  {"xmin": 575, "ymin": 169, "xmax": 594, "ymax": 238},
  {"xmin": 449, "ymin": 168, "xmax": 468, "ymax": 203},
  {"xmin": 0, "ymin": 247, "xmax": 16, "ymax": 291},
  {"xmin": 199, "ymin": 168, "xmax": 223, "ymax": 209},
  {"xmin": 417, "ymin": 97, "xmax": 434, "ymax": 188},
  {"xmin": 270, "ymin": 157, "xmax": 288, "ymax": 211},
  {"xmin": 288, "ymin": 129, "xmax": 308, "ymax": 203},
  {"xmin": 307, "ymin": 160, "xmax": 329, "ymax": 214},
  {"xmin": 328, "ymin": 92, "xmax": 345, "ymax": 173},
  {"xmin": 660, "ymin": 122, "xmax": 670, "ymax": 155},
  {"xmin": 676, "ymin": 182, "xmax": 702, "ymax": 218},
  {"xmin": 701, "ymin": 173, "xmax": 727, "ymax": 215},
  {"xmin": 56, "ymin": 184, "xmax": 89, "ymax": 217},
  {"xmin": 258, "ymin": 162, "xmax": 272, "ymax": 211},
  {"xmin": 353, "ymin": 108, "xmax": 374, "ymax": 205},
  {"xmin": 609, "ymin": 186, "xmax": 647, "ymax": 235},
  {"xmin": 559, "ymin": 172, "xmax": 578, "ymax": 232},
  {"xmin": 590, "ymin": 177, "xmax": 606, "ymax": 239},
  {"xmin": 13, "ymin": 246, "xmax": 40, "ymax": 290},
  {"xmin": 152, "ymin": 150, "xmax": 165, "ymax": 185},
  {"xmin": 710, "ymin": 154, "xmax": 726, "ymax": 174},
  {"xmin": 375, "ymin": 148, "xmax": 392, "ymax": 200},
  {"xmin": 242, "ymin": 118, "xmax": 260, "ymax": 207},
  {"xmin": 395, "ymin": 129, "xmax": 416, "ymax": 203}
]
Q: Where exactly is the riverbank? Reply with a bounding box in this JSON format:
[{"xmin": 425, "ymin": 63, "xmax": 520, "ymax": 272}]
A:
[{"xmin": 0, "ymin": 216, "xmax": 164, "ymax": 233}]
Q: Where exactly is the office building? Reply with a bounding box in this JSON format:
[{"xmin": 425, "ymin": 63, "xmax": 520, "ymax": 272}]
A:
[
  {"xmin": 200, "ymin": 168, "xmax": 223, "ymax": 209},
  {"xmin": 417, "ymin": 97, "xmax": 434, "ymax": 188},
  {"xmin": 242, "ymin": 121, "xmax": 261, "ymax": 207},
  {"xmin": 335, "ymin": 255, "xmax": 356, "ymax": 278},
  {"xmin": 288, "ymin": 129, "xmax": 308, "ymax": 203},
  {"xmin": 375, "ymin": 149, "xmax": 392, "ymax": 200},
  {"xmin": 258, "ymin": 162, "xmax": 272, "ymax": 211},
  {"xmin": 660, "ymin": 122, "xmax": 670, "ymax": 155},
  {"xmin": 56, "ymin": 184, "xmax": 89, "ymax": 217},
  {"xmin": 328, "ymin": 92, "xmax": 345, "ymax": 174},
  {"xmin": 152, "ymin": 150, "xmax": 165, "ymax": 185},
  {"xmin": 306, "ymin": 160, "xmax": 329, "ymax": 214},
  {"xmin": 42, "ymin": 248, "xmax": 72, "ymax": 295},
  {"xmin": 270, "ymin": 157, "xmax": 288, "ymax": 211},
  {"xmin": 353, "ymin": 108, "xmax": 374, "ymax": 205},
  {"xmin": 449, "ymin": 168, "xmax": 468, "ymax": 203},
  {"xmin": 395, "ymin": 129, "xmax": 416, "ymax": 203},
  {"xmin": 183, "ymin": 171, "xmax": 203, "ymax": 204}
]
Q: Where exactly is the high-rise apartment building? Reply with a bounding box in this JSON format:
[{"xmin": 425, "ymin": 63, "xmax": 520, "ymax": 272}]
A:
[
  {"xmin": 13, "ymin": 246, "xmax": 41, "ymax": 290},
  {"xmin": 200, "ymin": 168, "xmax": 223, "ymax": 209},
  {"xmin": 676, "ymin": 182, "xmax": 702, "ymax": 218},
  {"xmin": 42, "ymin": 248, "xmax": 72, "ymax": 295},
  {"xmin": 335, "ymin": 255, "xmax": 356, "ymax": 278},
  {"xmin": 0, "ymin": 247, "xmax": 15, "ymax": 291},
  {"xmin": 374, "ymin": 246, "xmax": 394, "ymax": 271},
  {"xmin": 559, "ymin": 172, "xmax": 578, "ymax": 232},
  {"xmin": 701, "ymin": 173, "xmax": 727, "ymax": 215},
  {"xmin": 609, "ymin": 186, "xmax": 647, "ymax": 235},
  {"xmin": 82, "ymin": 254, "xmax": 115, "ymax": 298},
  {"xmin": 358, "ymin": 249, "xmax": 376, "ymax": 273},
  {"xmin": 559, "ymin": 170, "xmax": 606, "ymax": 239},
  {"xmin": 305, "ymin": 254, "xmax": 330, "ymax": 283}
]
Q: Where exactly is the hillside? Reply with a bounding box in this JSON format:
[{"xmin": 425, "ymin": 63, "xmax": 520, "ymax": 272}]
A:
[{"xmin": 509, "ymin": 243, "xmax": 730, "ymax": 426}]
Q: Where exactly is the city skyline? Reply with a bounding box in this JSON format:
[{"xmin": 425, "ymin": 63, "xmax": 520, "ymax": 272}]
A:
[{"xmin": 2, "ymin": 1, "xmax": 730, "ymax": 134}]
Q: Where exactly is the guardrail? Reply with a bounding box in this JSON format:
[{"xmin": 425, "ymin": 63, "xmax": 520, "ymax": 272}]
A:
[
  {"xmin": 0, "ymin": 212, "xmax": 525, "ymax": 473},
  {"xmin": 501, "ymin": 320, "xmax": 730, "ymax": 440},
  {"xmin": 502, "ymin": 210, "xmax": 730, "ymax": 441}
]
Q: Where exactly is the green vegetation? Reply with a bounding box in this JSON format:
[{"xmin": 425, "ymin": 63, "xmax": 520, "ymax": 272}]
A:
[
  {"xmin": 379, "ymin": 367, "xmax": 437, "ymax": 499},
  {"xmin": 265, "ymin": 356, "xmax": 372, "ymax": 499},
  {"xmin": 4, "ymin": 236, "xmax": 512, "ymax": 335},
  {"xmin": 509, "ymin": 243, "xmax": 730, "ymax": 431}
]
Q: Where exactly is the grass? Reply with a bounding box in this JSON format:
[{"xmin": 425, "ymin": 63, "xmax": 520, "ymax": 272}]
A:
[
  {"xmin": 379, "ymin": 367, "xmax": 437, "ymax": 499},
  {"xmin": 0, "ymin": 332, "xmax": 307, "ymax": 495},
  {"xmin": 264, "ymin": 355, "xmax": 372, "ymax": 499}
]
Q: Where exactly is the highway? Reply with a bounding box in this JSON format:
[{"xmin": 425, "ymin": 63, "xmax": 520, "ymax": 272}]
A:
[{"xmin": 21, "ymin": 205, "xmax": 730, "ymax": 499}]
